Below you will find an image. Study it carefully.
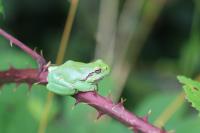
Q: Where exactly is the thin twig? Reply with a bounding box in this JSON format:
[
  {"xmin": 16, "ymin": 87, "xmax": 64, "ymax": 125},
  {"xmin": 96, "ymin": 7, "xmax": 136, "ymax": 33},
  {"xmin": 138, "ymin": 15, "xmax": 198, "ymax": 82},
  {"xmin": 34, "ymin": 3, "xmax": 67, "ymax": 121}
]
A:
[
  {"xmin": 38, "ymin": 0, "xmax": 79, "ymax": 133},
  {"xmin": 56, "ymin": 0, "xmax": 79, "ymax": 65}
]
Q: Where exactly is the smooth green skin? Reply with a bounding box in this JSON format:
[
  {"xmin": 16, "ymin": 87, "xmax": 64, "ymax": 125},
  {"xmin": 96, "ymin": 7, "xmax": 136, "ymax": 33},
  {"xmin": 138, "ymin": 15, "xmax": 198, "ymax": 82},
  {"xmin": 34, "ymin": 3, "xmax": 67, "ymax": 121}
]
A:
[{"xmin": 47, "ymin": 59, "xmax": 110, "ymax": 95}]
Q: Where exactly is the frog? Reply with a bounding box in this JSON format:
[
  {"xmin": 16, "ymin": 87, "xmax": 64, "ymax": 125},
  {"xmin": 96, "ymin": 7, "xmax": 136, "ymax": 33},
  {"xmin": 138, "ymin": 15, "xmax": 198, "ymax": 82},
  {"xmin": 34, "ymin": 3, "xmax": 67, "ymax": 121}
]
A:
[{"xmin": 46, "ymin": 59, "xmax": 110, "ymax": 95}]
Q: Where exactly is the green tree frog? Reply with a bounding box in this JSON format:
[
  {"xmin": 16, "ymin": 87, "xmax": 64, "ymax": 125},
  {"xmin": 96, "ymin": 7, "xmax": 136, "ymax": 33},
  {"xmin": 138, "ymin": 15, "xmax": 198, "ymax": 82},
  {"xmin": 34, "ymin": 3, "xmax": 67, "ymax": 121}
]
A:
[{"xmin": 47, "ymin": 59, "xmax": 110, "ymax": 95}]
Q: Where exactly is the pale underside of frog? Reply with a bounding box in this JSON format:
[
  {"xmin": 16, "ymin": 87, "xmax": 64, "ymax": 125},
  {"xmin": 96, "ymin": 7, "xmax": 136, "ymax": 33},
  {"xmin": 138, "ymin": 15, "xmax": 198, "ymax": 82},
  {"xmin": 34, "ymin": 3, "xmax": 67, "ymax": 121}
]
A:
[{"xmin": 47, "ymin": 59, "xmax": 110, "ymax": 95}]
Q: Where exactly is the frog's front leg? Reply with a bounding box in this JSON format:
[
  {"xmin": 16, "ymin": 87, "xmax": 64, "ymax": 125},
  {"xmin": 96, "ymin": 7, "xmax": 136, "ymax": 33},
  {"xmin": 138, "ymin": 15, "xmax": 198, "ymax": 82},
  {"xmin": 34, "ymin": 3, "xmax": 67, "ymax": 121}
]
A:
[
  {"xmin": 96, "ymin": 83, "xmax": 99, "ymax": 91},
  {"xmin": 73, "ymin": 81, "xmax": 97, "ymax": 92}
]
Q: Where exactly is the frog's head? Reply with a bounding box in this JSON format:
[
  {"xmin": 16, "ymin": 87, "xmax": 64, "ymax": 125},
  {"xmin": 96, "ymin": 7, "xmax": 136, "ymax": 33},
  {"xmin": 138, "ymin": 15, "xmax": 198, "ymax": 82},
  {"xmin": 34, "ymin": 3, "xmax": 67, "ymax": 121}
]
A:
[{"xmin": 85, "ymin": 59, "xmax": 110, "ymax": 83}]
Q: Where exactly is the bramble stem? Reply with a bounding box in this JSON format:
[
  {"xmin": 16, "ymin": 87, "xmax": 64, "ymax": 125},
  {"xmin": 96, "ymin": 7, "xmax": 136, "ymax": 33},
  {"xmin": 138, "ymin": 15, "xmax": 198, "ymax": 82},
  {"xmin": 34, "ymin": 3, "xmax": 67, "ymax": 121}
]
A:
[
  {"xmin": 74, "ymin": 92, "xmax": 166, "ymax": 133},
  {"xmin": 0, "ymin": 28, "xmax": 167, "ymax": 132},
  {"xmin": 0, "ymin": 68, "xmax": 166, "ymax": 133}
]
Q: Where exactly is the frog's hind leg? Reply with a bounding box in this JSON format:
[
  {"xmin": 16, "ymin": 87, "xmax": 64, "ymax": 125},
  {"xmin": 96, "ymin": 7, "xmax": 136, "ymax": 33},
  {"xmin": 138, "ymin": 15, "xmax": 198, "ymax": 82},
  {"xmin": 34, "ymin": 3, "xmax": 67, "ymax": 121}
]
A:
[{"xmin": 47, "ymin": 83, "xmax": 75, "ymax": 95}]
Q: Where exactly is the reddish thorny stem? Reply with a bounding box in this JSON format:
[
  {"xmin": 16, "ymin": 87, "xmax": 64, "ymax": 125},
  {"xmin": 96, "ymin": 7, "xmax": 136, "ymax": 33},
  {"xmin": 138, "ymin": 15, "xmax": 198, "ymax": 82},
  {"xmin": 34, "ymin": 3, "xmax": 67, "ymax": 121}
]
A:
[{"xmin": 0, "ymin": 28, "xmax": 167, "ymax": 133}]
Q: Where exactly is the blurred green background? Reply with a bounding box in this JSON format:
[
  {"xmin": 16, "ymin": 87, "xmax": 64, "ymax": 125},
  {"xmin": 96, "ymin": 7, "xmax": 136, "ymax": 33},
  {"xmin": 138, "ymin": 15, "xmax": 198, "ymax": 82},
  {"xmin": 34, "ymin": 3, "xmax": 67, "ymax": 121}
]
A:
[{"xmin": 0, "ymin": 0, "xmax": 200, "ymax": 133}]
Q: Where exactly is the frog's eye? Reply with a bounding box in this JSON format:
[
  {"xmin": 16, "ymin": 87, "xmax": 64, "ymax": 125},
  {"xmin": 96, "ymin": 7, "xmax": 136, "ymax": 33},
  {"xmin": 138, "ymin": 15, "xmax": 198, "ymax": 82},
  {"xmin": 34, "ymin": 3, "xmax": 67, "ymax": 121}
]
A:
[{"xmin": 95, "ymin": 68, "xmax": 101, "ymax": 74}]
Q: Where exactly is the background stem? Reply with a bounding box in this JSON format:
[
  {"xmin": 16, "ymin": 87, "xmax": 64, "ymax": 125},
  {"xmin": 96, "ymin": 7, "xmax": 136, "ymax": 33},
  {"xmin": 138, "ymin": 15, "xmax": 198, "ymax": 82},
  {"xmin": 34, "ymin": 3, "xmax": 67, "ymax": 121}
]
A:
[{"xmin": 38, "ymin": 0, "xmax": 79, "ymax": 133}]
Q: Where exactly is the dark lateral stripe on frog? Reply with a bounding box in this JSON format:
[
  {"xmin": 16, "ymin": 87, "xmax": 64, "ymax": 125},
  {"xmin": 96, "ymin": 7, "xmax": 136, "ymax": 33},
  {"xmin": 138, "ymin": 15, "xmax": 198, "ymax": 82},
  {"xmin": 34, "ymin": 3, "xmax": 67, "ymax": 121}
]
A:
[
  {"xmin": 80, "ymin": 71, "xmax": 95, "ymax": 81},
  {"xmin": 80, "ymin": 68, "xmax": 102, "ymax": 81}
]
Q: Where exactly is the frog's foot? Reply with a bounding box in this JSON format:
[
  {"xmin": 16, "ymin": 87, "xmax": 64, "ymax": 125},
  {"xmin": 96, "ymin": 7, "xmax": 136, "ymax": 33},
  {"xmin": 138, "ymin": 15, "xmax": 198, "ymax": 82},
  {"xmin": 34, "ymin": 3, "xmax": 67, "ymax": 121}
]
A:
[{"xmin": 74, "ymin": 89, "xmax": 79, "ymax": 94}]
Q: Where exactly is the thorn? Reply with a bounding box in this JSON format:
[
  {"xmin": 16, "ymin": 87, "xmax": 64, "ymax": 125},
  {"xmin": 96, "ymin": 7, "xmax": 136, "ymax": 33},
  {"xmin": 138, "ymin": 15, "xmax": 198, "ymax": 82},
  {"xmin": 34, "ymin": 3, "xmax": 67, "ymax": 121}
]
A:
[
  {"xmin": 45, "ymin": 61, "xmax": 51, "ymax": 68},
  {"xmin": 111, "ymin": 98, "xmax": 126, "ymax": 112},
  {"xmin": 74, "ymin": 99, "xmax": 81, "ymax": 106},
  {"xmin": 27, "ymin": 83, "xmax": 33, "ymax": 91},
  {"xmin": 96, "ymin": 111, "xmax": 104, "ymax": 120},
  {"xmin": 42, "ymin": 61, "xmax": 51, "ymax": 72},
  {"xmin": 142, "ymin": 109, "xmax": 152, "ymax": 122},
  {"xmin": 40, "ymin": 50, "xmax": 43, "ymax": 57},
  {"xmin": 117, "ymin": 98, "xmax": 126, "ymax": 107},
  {"xmin": 120, "ymin": 98, "xmax": 126, "ymax": 104},
  {"xmin": 33, "ymin": 82, "xmax": 41, "ymax": 85},
  {"xmin": 33, "ymin": 47, "xmax": 37, "ymax": 52},
  {"xmin": 142, "ymin": 116, "xmax": 148, "ymax": 122},
  {"xmin": 93, "ymin": 90, "xmax": 98, "ymax": 96},
  {"xmin": 10, "ymin": 41, "xmax": 13, "ymax": 47},
  {"xmin": 148, "ymin": 109, "xmax": 152, "ymax": 115}
]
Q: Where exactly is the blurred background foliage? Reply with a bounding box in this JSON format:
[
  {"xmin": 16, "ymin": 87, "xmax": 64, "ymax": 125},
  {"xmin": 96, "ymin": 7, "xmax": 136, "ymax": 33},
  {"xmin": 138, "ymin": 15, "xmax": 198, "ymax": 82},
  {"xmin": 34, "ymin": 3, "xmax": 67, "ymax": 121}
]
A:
[{"xmin": 0, "ymin": 0, "xmax": 200, "ymax": 133}]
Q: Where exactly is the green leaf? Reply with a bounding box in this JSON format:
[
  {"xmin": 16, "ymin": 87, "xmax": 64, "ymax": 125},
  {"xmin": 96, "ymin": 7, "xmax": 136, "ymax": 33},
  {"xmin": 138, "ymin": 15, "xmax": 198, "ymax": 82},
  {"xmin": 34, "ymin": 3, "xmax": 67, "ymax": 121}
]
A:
[{"xmin": 177, "ymin": 75, "xmax": 200, "ymax": 112}]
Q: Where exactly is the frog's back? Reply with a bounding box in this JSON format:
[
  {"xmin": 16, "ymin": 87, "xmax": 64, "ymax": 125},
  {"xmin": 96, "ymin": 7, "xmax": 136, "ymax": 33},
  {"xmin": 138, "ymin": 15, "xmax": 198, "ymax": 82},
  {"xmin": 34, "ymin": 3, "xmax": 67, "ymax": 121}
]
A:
[
  {"xmin": 63, "ymin": 60, "xmax": 86, "ymax": 68},
  {"xmin": 58, "ymin": 60, "xmax": 87, "ymax": 81},
  {"xmin": 62, "ymin": 60, "xmax": 87, "ymax": 72}
]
